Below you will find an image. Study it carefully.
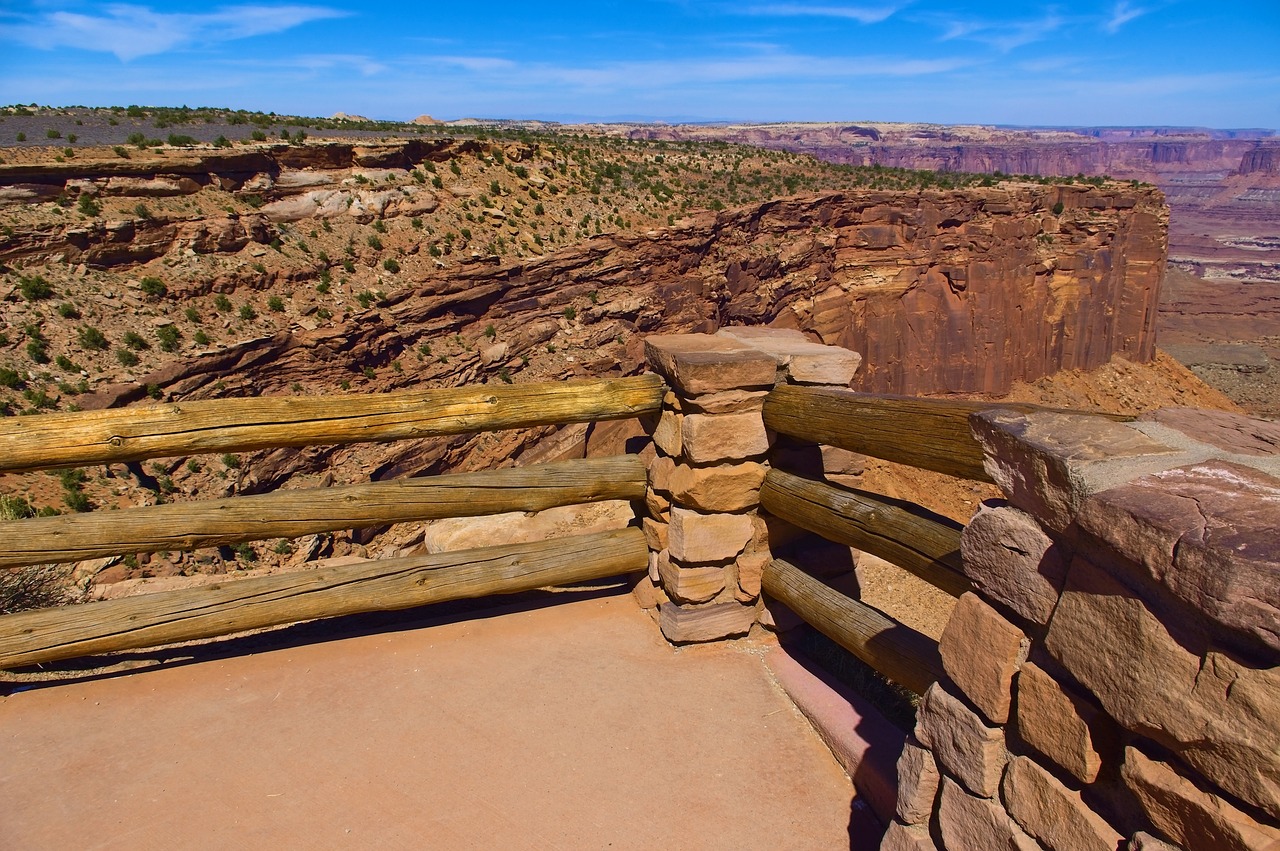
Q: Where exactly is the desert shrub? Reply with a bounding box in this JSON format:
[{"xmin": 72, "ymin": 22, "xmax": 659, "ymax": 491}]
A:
[
  {"xmin": 14, "ymin": 132, "xmax": 25, "ymax": 142},
  {"xmin": 1052, "ymin": 201, "xmax": 1065, "ymax": 215},
  {"xmin": 366, "ymin": 234, "xmax": 383, "ymax": 251},
  {"xmin": 156, "ymin": 325, "xmax": 180, "ymax": 352},
  {"xmin": 76, "ymin": 194, "xmax": 100, "ymax": 217},
  {"xmin": 183, "ymin": 306, "xmax": 200, "ymax": 322},
  {"xmin": 54, "ymin": 354, "xmax": 79, "ymax": 372},
  {"xmin": 46, "ymin": 128, "xmax": 61, "ymax": 139},
  {"xmin": 372, "ymin": 219, "xmax": 387, "ymax": 233},
  {"xmin": 238, "ymin": 304, "xmax": 256, "ymax": 320},
  {"xmin": 267, "ymin": 295, "xmax": 284, "ymax": 312},
  {"xmin": 18, "ymin": 274, "xmax": 53, "ymax": 301},
  {"xmin": 221, "ymin": 453, "xmax": 241, "ymax": 469},
  {"xmin": 128, "ymin": 131, "xmax": 147, "ymax": 148},
  {"xmin": 116, "ymin": 348, "xmax": 139, "ymax": 367},
  {"xmin": 382, "ymin": 258, "xmax": 400, "ymax": 273},
  {"xmin": 213, "ymin": 294, "xmax": 232, "ymax": 312},
  {"xmin": 77, "ymin": 325, "xmax": 108, "ymax": 350},
  {"xmin": 122, "ymin": 331, "xmax": 150, "ymax": 350},
  {"xmin": 25, "ymin": 339, "xmax": 49, "ymax": 364},
  {"xmin": 112, "ymin": 145, "xmax": 129, "ymax": 158},
  {"xmin": 0, "ymin": 367, "xmax": 24, "ymax": 389},
  {"xmin": 166, "ymin": 133, "xmax": 195, "ymax": 146},
  {"xmin": 57, "ymin": 301, "xmax": 80, "ymax": 319},
  {"xmin": 134, "ymin": 202, "xmax": 152, "ymax": 219},
  {"xmin": 139, "ymin": 276, "xmax": 166, "ymax": 298},
  {"xmin": 193, "ymin": 330, "xmax": 210, "ymax": 345}
]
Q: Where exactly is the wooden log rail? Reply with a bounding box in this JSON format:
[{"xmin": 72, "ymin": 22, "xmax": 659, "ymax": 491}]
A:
[
  {"xmin": 0, "ymin": 374, "xmax": 664, "ymax": 474},
  {"xmin": 0, "ymin": 527, "xmax": 648, "ymax": 670},
  {"xmin": 763, "ymin": 558, "xmax": 942, "ymax": 696},
  {"xmin": 760, "ymin": 468, "xmax": 970, "ymax": 598},
  {"xmin": 0, "ymin": 456, "xmax": 644, "ymax": 569},
  {"xmin": 763, "ymin": 384, "xmax": 1131, "ymax": 482}
]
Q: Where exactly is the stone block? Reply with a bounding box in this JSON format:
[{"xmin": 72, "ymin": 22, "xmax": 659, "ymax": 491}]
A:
[
  {"xmin": 735, "ymin": 550, "xmax": 770, "ymax": 600},
  {"xmin": 652, "ymin": 409, "xmax": 683, "ymax": 456},
  {"xmin": 1002, "ymin": 755, "xmax": 1124, "ymax": 851},
  {"xmin": 658, "ymin": 600, "xmax": 756, "ymax": 643},
  {"xmin": 895, "ymin": 737, "xmax": 942, "ymax": 825},
  {"xmin": 759, "ymin": 597, "xmax": 805, "ymax": 632},
  {"xmin": 1077, "ymin": 461, "xmax": 1280, "ymax": 655},
  {"xmin": 642, "ymin": 517, "xmax": 669, "ymax": 552},
  {"xmin": 647, "ymin": 550, "xmax": 660, "ymax": 583},
  {"xmin": 1045, "ymin": 557, "xmax": 1280, "ymax": 820},
  {"xmin": 937, "ymin": 777, "xmax": 1041, "ymax": 851},
  {"xmin": 630, "ymin": 572, "xmax": 667, "ymax": 610},
  {"xmin": 1015, "ymin": 661, "xmax": 1106, "ymax": 784},
  {"xmin": 961, "ymin": 500, "xmax": 1068, "ymax": 625},
  {"xmin": 648, "ymin": 453, "xmax": 675, "ymax": 494},
  {"xmin": 682, "ymin": 388, "xmax": 768, "ymax": 414},
  {"xmin": 667, "ymin": 507, "xmax": 754, "ymax": 565},
  {"xmin": 1128, "ymin": 832, "xmax": 1183, "ymax": 851},
  {"xmin": 644, "ymin": 334, "xmax": 778, "ymax": 395},
  {"xmin": 916, "ymin": 683, "xmax": 1007, "ymax": 799},
  {"xmin": 1138, "ymin": 407, "xmax": 1280, "ymax": 458},
  {"xmin": 716, "ymin": 325, "xmax": 862, "ymax": 386},
  {"xmin": 667, "ymin": 461, "xmax": 767, "ymax": 512},
  {"xmin": 881, "ymin": 820, "xmax": 939, "ymax": 851},
  {"xmin": 1122, "ymin": 747, "xmax": 1280, "ymax": 851},
  {"xmin": 656, "ymin": 549, "xmax": 726, "ymax": 604},
  {"xmin": 971, "ymin": 410, "xmax": 1181, "ymax": 533},
  {"xmin": 939, "ymin": 593, "xmax": 1029, "ymax": 724},
  {"xmin": 644, "ymin": 487, "xmax": 670, "ymax": 520},
  {"xmin": 681, "ymin": 412, "xmax": 770, "ymax": 463}
]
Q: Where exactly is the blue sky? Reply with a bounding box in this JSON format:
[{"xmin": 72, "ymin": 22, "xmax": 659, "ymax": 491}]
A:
[{"xmin": 0, "ymin": 2, "xmax": 1276, "ymax": 128}]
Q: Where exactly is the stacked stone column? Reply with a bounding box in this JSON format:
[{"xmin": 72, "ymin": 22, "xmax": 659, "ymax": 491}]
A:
[
  {"xmin": 883, "ymin": 407, "xmax": 1280, "ymax": 851},
  {"xmin": 635, "ymin": 329, "xmax": 862, "ymax": 643}
]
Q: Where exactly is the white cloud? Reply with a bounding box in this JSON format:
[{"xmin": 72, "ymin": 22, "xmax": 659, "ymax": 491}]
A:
[
  {"xmin": 0, "ymin": 3, "xmax": 347, "ymax": 61},
  {"xmin": 745, "ymin": 4, "xmax": 904, "ymax": 24},
  {"xmin": 931, "ymin": 12, "xmax": 1063, "ymax": 52},
  {"xmin": 1104, "ymin": 1, "xmax": 1148, "ymax": 34}
]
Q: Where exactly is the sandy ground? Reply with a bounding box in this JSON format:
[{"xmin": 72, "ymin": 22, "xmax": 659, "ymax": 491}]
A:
[{"xmin": 0, "ymin": 591, "xmax": 873, "ymax": 851}]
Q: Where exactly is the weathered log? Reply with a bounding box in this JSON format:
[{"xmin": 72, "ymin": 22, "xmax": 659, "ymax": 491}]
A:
[
  {"xmin": 0, "ymin": 374, "xmax": 664, "ymax": 473},
  {"xmin": 760, "ymin": 468, "xmax": 970, "ymax": 598},
  {"xmin": 0, "ymin": 528, "xmax": 647, "ymax": 670},
  {"xmin": 763, "ymin": 385, "xmax": 1130, "ymax": 482},
  {"xmin": 0, "ymin": 456, "xmax": 644, "ymax": 569},
  {"xmin": 763, "ymin": 557, "xmax": 942, "ymax": 696}
]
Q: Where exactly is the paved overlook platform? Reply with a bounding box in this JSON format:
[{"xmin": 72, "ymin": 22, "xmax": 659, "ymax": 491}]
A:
[{"xmin": 0, "ymin": 590, "xmax": 876, "ymax": 850}]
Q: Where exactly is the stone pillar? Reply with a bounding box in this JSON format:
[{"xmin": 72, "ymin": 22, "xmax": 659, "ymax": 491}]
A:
[
  {"xmin": 881, "ymin": 407, "xmax": 1280, "ymax": 851},
  {"xmin": 635, "ymin": 328, "xmax": 861, "ymax": 644}
]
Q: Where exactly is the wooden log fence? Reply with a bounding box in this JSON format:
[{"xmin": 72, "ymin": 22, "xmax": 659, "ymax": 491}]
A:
[
  {"xmin": 0, "ymin": 374, "xmax": 664, "ymax": 473},
  {"xmin": 763, "ymin": 558, "xmax": 942, "ymax": 696},
  {"xmin": 760, "ymin": 468, "xmax": 970, "ymax": 598},
  {"xmin": 0, "ymin": 528, "xmax": 648, "ymax": 670},
  {"xmin": 763, "ymin": 384, "xmax": 1130, "ymax": 482},
  {"xmin": 0, "ymin": 456, "xmax": 644, "ymax": 570}
]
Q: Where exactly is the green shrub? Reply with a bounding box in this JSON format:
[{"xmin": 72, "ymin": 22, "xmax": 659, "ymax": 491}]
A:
[
  {"xmin": 238, "ymin": 304, "xmax": 256, "ymax": 320},
  {"xmin": 55, "ymin": 354, "xmax": 80, "ymax": 372},
  {"xmin": 14, "ymin": 132, "xmax": 25, "ymax": 142},
  {"xmin": 213, "ymin": 294, "xmax": 232, "ymax": 312},
  {"xmin": 382, "ymin": 258, "xmax": 400, "ymax": 273},
  {"xmin": 77, "ymin": 325, "xmax": 108, "ymax": 350},
  {"xmin": 18, "ymin": 274, "xmax": 53, "ymax": 301},
  {"xmin": 1052, "ymin": 201, "xmax": 1065, "ymax": 215},
  {"xmin": 184, "ymin": 306, "xmax": 200, "ymax": 322},
  {"xmin": 221, "ymin": 453, "xmax": 241, "ymax": 469},
  {"xmin": 366, "ymin": 234, "xmax": 383, "ymax": 251},
  {"xmin": 166, "ymin": 133, "xmax": 195, "ymax": 146},
  {"xmin": 128, "ymin": 131, "xmax": 147, "ymax": 148},
  {"xmin": 76, "ymin": 194, "xmax": 100, "ymax": 216},
  {"xmin": 193, "ymin": 330, "xmax": 210, "ymax": 345},
  {"xmin": 267, "ymin": 295, "xmax": 284, "ymax": 312},
  {"xmin": 25, "ymin": 339, "xmax": 49, "ymax": 364},
  {"xmin": 122, "ymin": 331, "xmax": 150, "ymax": 350},
  {"xmin": 57, "ymin": 302, "xmax": 80, "ymax": 319},
  {"xmin": 134, "ymin": 202, "xmax": 152, "ymax": 219},
  {"xmin": 62, "ymin": 490, "xmax": 92, "ymax": 513},
  {"xmin": 0, "ymin": 367, "xmax": 24, "ymax": 389},
  {"xmin": 116, "ymin": 348, "xmax": 139, "ymax": 367},
  {"xmin": 139, "ymin": 276, "xmax": 166, "ymax": 298},
  {"xmin": 46, "ymin": 128, "xmax": 61, "ymax": 139},
  {"xmin": 156, "ymin": 325, "xmax": 180, "ymax": 352},
  {"xmin": 372, "ymin": 219, "xmax": 387, "ymax": 233}
]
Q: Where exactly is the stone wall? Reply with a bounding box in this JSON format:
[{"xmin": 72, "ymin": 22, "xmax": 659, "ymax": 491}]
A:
[
  {"xmin": 884, "ymin": 407, "xmax": 1280, "ymax": 851},
  {"xmin": 632, "ymin": 329, "xmax": 861, "ymax": 641}
]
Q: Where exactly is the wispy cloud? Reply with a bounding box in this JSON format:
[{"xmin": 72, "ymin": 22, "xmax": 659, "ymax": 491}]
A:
[
  {"xmin": 1104, "ymin": 1, "xmax": 1148, "ymax": 34},
  {"xmin": 745, "ymin": 4, "xmax": 904, "ymax": 24},
  {"xmin": 929, "ymin": 12, "xmax": 1063, "ymax": 52},
  {"xmin": 0, "ymin": 3, "xmax": 347, "ymax": 61}
]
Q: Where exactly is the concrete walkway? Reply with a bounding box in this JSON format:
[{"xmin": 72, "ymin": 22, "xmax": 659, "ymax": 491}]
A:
[{"xmin": 1, "ymin": 590, "xmax": 874, "ymax": 850}]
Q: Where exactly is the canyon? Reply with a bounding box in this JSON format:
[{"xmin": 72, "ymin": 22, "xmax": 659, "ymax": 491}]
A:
[{"xmin": 0, "ymin": 120, "xmax": 1238, "ymax": 586}]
